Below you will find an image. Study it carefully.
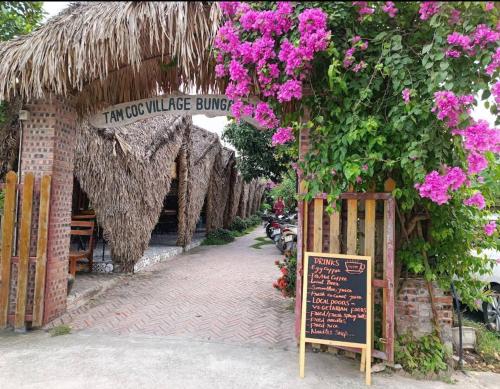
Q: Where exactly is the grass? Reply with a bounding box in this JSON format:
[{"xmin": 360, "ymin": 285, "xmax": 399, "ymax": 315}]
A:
[
  {"xmin": 201, "ymin": 216, "xmax": 263, "ymax": 245},
  {"xmin": 250, "ymin": 236, "xmax": 273, "ymax": 249},
  {"xmin": 49, "ymin": 324, "xmax": 71, "ymax": 337},
  {"xmin": 463, "ymin": 319, "xmax": 500, "ymax": 364}
]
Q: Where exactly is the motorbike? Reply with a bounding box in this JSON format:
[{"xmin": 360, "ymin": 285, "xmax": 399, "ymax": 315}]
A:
[{"xmin": 276, "ymin": 224, "xmax": 297, "ymax": 254}]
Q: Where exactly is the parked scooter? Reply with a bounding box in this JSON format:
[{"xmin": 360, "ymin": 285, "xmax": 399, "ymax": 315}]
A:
[
  {"xmin": 264, "ymin": 213, "xmax": 289, "ymax": 239},
  {"xmin": 276, "ymin": 224, "xmax": 297, "ymax": 254}
]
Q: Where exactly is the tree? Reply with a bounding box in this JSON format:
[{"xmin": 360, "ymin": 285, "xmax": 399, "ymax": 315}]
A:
[
  {"xmin": 0, "ymin": 2, "xmax": 45, "ymax": 41},
  {"xmin": 222, "ymin": 120, "xmax": 293, "ymax": 182},
  {"xmin": 215, "ymin": 2, "xmax": 499, "ymax": 308},
  {"xmin": 0, "ymin": 2, "xmax": 45, "ymax": 178}
]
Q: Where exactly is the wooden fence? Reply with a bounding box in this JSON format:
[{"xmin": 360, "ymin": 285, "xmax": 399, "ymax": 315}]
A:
[
  {"xmin": 0, "ymin": 171, "xmax": 51, "ymax": 330},
  {"xmin": 296, "ymin": 180, "xmax": 396, "ymax": 363}
]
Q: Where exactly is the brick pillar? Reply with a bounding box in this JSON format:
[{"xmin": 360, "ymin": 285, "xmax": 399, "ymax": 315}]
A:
[{"xmin": 20, "ymin": 97, "xmax": 77, "ymax": 324}]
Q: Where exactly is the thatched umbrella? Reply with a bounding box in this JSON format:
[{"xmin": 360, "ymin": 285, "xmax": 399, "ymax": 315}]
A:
[
  {"xmin": 224, "ymin": 172, "xmax": 243, "ymax": 228},
  {"xmin": 74, "ymin": 115, "xmax": 190, "ymax": 272},
  {"xmin": 0, "ymin": 2, "xmax": 224, "ymax": 114},
  {"xmin": 177, "ymin": 125, "xmax": 222, "ymax": 246},
  {"xmin": 206, "ymin": 147, "xmax": 235, "ymax": 232}
]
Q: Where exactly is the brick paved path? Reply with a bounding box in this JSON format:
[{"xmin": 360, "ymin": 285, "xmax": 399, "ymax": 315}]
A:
[{"xmin": 52, "ymin": 229, "xmax": 296, "ymax": 347}]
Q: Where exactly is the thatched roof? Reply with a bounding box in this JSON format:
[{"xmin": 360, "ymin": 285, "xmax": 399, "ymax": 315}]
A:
[
  {"xmin": 225, "ymin": 173, "xmax": 243, "ymax": 227},
  {"xmin": 246, "ymin": 179, "xmax": 258, "ymax": 218},
  {"xmin": 74, "ymin": 114, "xmax": 190, "ymax": 272},
  {"xmin": 0, "ymin": 2, "xmax": 223, "ymax": 114},
  {"xmin": 206, "ymin": 147, "xmax": 236, "ymax": 232},
  {"xmin": 178, "ymin": 125, "xmax": 222, "ymax": 246},
  {"xmin": 238, "ymin": 182, "xmax": 250, "ymax": 218}
]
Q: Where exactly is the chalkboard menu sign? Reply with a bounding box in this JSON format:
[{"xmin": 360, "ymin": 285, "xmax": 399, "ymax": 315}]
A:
[{"xmin": 299, "ymin": 252, "xmax": 372, "ymax": 385}]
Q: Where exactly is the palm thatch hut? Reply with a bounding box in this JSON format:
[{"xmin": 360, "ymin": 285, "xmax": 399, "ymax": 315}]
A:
[
  {"xmin": 74, "ymin": 115, "xmax": 190, "ymax": 272},
  {"xmin": 238, "ymin": 182, "xmax": 250, "ymax": 218},
  {"xmin": 0, "ymin": 2, "xmax": 224, "ymax": 113},
  {"xmin": 225, "ymin": 173, "xmax": 243, "ymax": 227},
  {"xmin": 177, "ymin": 125, "xmax": 222, "ymax": 246},
  {"xmin": 206, "ymin": 147, "xmax": 236, "ymax": 232},
  {"xmin": 246, "ymin": 179, "xmax": 258, "ymax": 218}
]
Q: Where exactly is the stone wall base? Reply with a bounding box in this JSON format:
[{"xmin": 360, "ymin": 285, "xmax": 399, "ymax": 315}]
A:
[{"xmin": 396, "ymin": 278, "xmax": 453, "ymax": 347}]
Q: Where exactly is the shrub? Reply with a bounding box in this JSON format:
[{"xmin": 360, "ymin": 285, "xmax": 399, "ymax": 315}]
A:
[
  {"xmin": 273, "ymin": 254, "xmax": 296, "ymax": 298},
  {"xmin": 203, "ymin": 228, "xmax": 235, "ymax": 245},
  {"xmin": 229, "ymin": 216, "xmax": 248, "ymax": 232},
  {"xmin": 395, "ymin": 332, "xmax": 449, "ymax": 377},
  {"xmin": 248, "ymin": 214, "xmax": 261, "ymax": 226}
]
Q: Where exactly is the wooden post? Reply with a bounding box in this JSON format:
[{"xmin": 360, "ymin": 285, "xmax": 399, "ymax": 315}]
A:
[
  {"xmin": 313, "ymin": 198, "xmax": 323, "ymax": 252},
  {"xmin": 383, "ymin": 178, "xmax": 396, "ymax": 363},
  {"xmin": 295, "ymin": 119, "xmax": 310, "ymax": 339},
  {"xmin": 364, "ymin": 198, "xmax": 376, "ymax": 353},
  {"xmin": 366, "ymin": 257, "xmax": 373, "ymax": 386},
  {"xmin": 299, "ymin": 255, "xmax": 310, "ymax": 378},
  {"xmin": 14, "ymin": 173, "xmax": 34, "ymax": 330},
  {"xmin": 328, "ymin": 211, "xmax": 340, "ymax": 253},
  {"xmin": 0, "ymin": 171, "xmax": 17, "ymax": 328},
  {"xmin": 32, "ymin": 175, "xmax": 52, "ymax": 327}
]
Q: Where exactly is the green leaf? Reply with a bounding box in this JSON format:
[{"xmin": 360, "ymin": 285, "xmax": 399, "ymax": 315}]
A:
[
  {"xmin": 439, "ymin": 62, "xmax": 449, "ymax": 71},
  {"xmin": 373, "ymin": 31, "xmax": 388, "ymax": 42},
  {"xmin": 422, "ymin": 43, "xmax": 433, "ymax": 54}
]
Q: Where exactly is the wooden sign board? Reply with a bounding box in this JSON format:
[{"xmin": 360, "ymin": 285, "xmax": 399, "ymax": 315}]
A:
[
  {"xmin": 299, "ymin": 252, "xmax": 372, "ymax": 385},
  {"xmin": 88, "ymin": 94, "xmax": 263, "ymax": 129}
]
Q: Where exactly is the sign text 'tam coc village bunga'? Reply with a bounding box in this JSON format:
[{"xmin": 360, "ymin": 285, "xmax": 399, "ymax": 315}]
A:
[{"xmin": 89, "ymin": 95, "xmax": 235, "ymax": 128}]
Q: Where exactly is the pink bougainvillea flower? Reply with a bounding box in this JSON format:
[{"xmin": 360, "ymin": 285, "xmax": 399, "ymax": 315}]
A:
[
  {"xmin": 419, "ymin": 2, "xmax": 440, "ymax": 20},
  {"xmin": 472, "ymin": 24, "xmax": 500, "ymax": 49},
  {"xmin": 447, "ymin": 32, "xmax": 472, "ymax": 53},
  {"xmin": 446, "ymin": 167, "xmax": 467, "ymax": 191},
  {"xmin": 486, "ymin": 47, "xmax": 500, "ymax": 75},
  {"xmin": 492, "ymin": 81, "xmax": 500, "ymax": 104},
  {"xmin": 215, "ymin": 64, "xmax": 226, "ymax": 77},
  {"xmin": 467, "ymin": 152, "xmax": 488, "ymax": 174},
  {"xmin": 402, "ymin": 88, "xmax": 411, "ymax": 104},
  {"xmin": 277, "ymin": 79, "xmax": 302, "ymax": 102},
  {"xmin": 272, "ymin": 127, "xmax": 295, "ymax": 146},
  {"xmin": 352, "ymin": 2, "xmax": 374, "ymax": 21},
  {"xmin": 463, "ymin": 192, "xmax": 486, "ymax": 209},
  {"xmin": 485, "ymin": 2, "xmax": 495, "ymax": 11},
  {"xmin": 432, "ymin": 91, "xmax": 474, "ymax": 128},
  {"xmin": 416, "ymin": 171, "xmax": 450, "ymax": 204},
  {"xmin": 484, "ymin": 221, "xmax": 497, "ymax": 236},
  {"xmin": 417, "ymin": 167, "xmax": 468, "ymax": 205},
  {"xmin": 449, "ymin": 9, "xmax": 461, "ymax": 25},
  {"xmin": 382, "ymin": 2, "xmax": 398, "ymax": 18},
  {"xmin": 356, "ymin": 176, "xmax": 363, "ymax": 184},
  {"xmin": 254, "ymin": 102, "xmax": 278, "ymax": 129},
  {"xmin": 220, "ymin": 2, "xmax": 240, "ymax": 17},
  {"xmin": 454, "ymin": 120, "xmax": 500, "ymax": 154},
  {"xmin": 445, "ymin": 49, "xmax": 461, "ymax": 58},
  {"xmin": 362, "ymin": 164, "xmax": 368, "ymax": 171},
  {"xmin": 352, "ymin": 61, "xmax": 367, "ymax": 73}
]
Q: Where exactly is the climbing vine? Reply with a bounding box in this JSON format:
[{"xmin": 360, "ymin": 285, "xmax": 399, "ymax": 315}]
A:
[{"xmin": 216, "ymin": 2, "xmax": 499, "ymax": 308}]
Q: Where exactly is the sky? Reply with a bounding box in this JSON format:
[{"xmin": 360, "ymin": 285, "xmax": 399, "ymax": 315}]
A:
[{"xmin": 42, "ymin": 1, "xmax": 495, "ymax": 140}]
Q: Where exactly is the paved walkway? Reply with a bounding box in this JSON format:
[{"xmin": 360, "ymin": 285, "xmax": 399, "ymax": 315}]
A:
[
  {"xmin": 51, "ymin": 229, "xmax": 295, "ymax": 347},
  {"xmin": 1, "ymin": 330, "xmax": 498, "ymax": 389}
]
